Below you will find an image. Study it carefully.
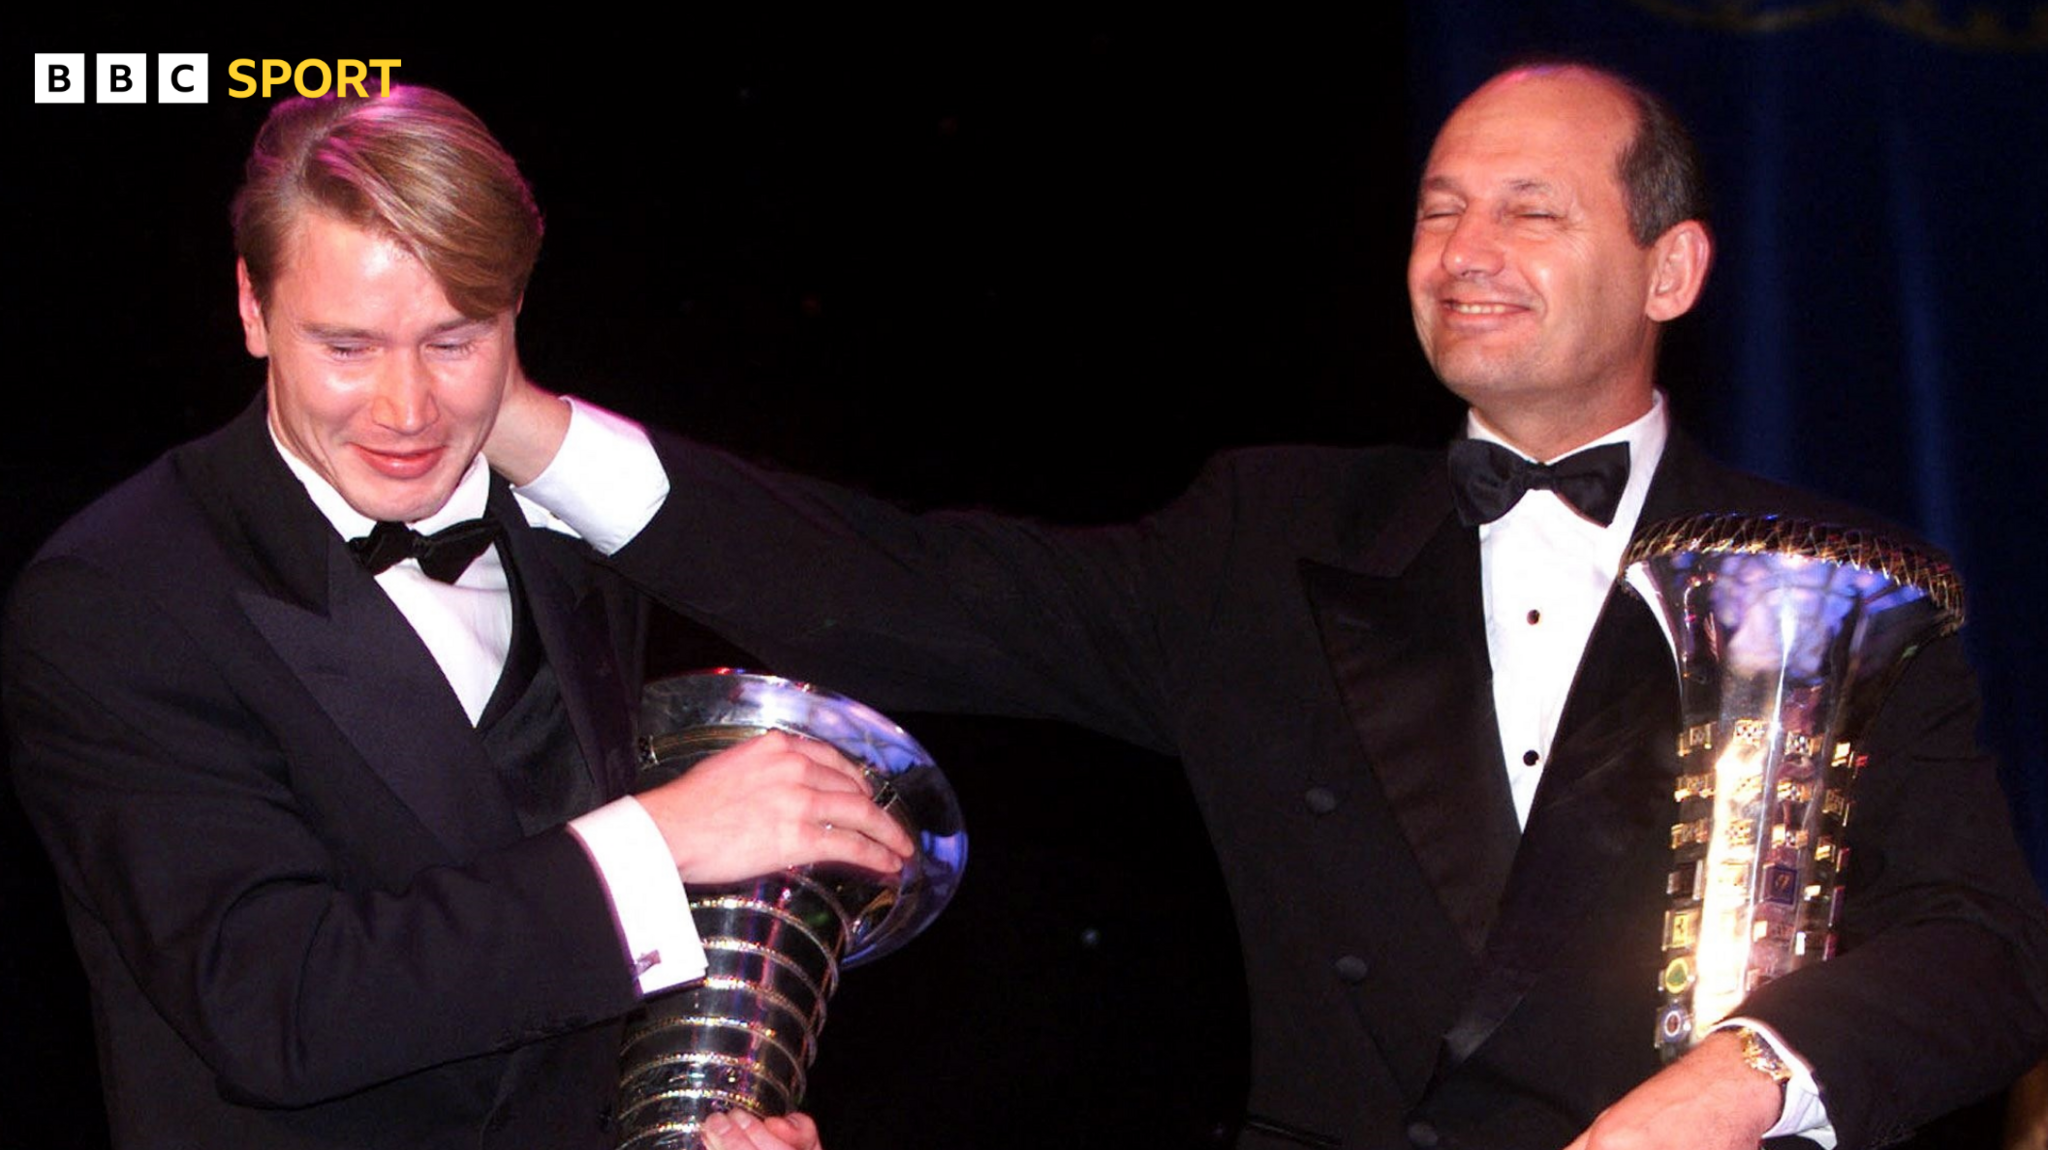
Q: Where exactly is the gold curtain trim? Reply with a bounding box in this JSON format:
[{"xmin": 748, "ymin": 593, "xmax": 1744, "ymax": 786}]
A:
[{"xmin": 1618, "ymin": 0, "xmax": 2048, "ymax": 52}]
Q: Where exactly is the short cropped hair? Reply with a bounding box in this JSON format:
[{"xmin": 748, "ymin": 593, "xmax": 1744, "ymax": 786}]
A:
[
  {"xmin": 1610, "ymin": 76, "xmax": 1708, "ymax": 246},
  {"xmin": 231, "ymin": 86, "xmax": 543, "ymax": 318}
]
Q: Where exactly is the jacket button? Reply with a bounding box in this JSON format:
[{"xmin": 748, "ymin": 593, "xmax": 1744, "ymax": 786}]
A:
[
  {"xmin": 1406, "ymin": 1119, "xmax": 1441, "ymax": 1147},
  {"xmin": 1333, "ymin": 954, "xmax": 1370, "ymax": 983},
  {"xmin": 1304, "ymin": 786, "xmax": 1338, "ymax": 814}
]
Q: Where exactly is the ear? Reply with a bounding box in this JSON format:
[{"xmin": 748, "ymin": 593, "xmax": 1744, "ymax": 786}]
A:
[
  {"xmin": 1643, "ymin": 220, "xmax": 1711, "ymax": 322},
  {"xmin": 236, "ymin": 259, "xmax": 270, "ymax": 358}
]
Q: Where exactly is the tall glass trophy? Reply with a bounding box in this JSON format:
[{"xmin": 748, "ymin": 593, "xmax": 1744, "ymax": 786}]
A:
[{"xmin": 1621, "ymin": 514, "xmax": 1961, "ymax": 1057}]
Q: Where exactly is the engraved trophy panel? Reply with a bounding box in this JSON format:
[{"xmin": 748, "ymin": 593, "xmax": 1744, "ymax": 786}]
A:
[
  {"xmin": 616, "ymin": 671, "xmax": 968, "ymax": 1149},
  {"xmin": 1622, "ymin": 515, "xmax": 1961, "ymax": 1057}
]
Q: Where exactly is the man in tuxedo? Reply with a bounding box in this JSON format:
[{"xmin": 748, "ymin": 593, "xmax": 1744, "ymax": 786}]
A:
[
  {"xmin": 481, "ymin": 64, "xmax": 2048, "ymax": 1147},
  {"xmin": 2, "ymin": 88, "xmax": 911, "ymax": 1149}
]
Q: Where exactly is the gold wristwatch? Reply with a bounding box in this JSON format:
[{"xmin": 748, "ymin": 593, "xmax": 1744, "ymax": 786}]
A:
[{"xmin": 1732, "ymin": 1025, "xmax": 1794, "ymax": 1093}]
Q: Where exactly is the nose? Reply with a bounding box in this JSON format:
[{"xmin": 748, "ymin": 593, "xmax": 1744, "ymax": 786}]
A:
[
  {"xmin": 371, "ymin": 352, "xmax": 438, "ymax": 434},
  {"xmin": 1440, "ymin": 211, "xmax": 1503, "ymax": 279}
]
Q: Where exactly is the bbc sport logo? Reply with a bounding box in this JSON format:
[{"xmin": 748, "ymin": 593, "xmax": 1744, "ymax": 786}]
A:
[
  {"xmin": 32, "ymin": 54, "xmax": 401, "ymax": 103},
  {"xmin": 33, "ymin": 53, "xmax": 208, "ymax": 103}
]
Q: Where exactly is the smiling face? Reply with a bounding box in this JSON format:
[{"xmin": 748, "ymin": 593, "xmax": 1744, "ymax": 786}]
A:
[
  {"xmin": 1408, "ymin": 69, "xmax": 1705, "ymax": 456},
  {"xmin": 239, "ymin": 212, "xmax": 516, "ymax": 524}
]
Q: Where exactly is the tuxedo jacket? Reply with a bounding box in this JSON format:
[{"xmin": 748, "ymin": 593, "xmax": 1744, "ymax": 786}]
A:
[
  {"xmin": 620, "ymin": 429, "xmax": 2048, "ymax": 1149},
  {"xmin": 4, "ymin": 399, "xmax": 666, "ymax": 1148}
]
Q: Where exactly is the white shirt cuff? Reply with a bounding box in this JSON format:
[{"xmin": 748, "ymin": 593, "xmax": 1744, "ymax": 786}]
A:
[
  {"xmin": 566, "ymin": 796, "xmax": 706, "ymax": 996},
  {"xmin": 1716, "ymin": 1017, "xmax": 1835, "ymax": 1147},
  {"xmin": 512, "ymin": 395, "xmax": 671, "ymax": 554}
]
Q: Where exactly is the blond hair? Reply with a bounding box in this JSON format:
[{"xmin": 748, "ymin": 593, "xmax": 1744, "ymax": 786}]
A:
[{"xmin": 231, "ymin": 86, "xmax": 543, "ymax": 318}]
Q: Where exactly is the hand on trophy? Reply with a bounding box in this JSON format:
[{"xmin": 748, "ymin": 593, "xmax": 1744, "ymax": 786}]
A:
[
  {"xmin": 701, "ymin": 1109, "xmax": 822, "ymax": 1150},
  {"xmin": 1560, "ymin": 1030, "xmax": 1782, "ymax": 1150},
  {"xmin": 635, "ymin": 730, "xmax": 916, "ymax": 884}
]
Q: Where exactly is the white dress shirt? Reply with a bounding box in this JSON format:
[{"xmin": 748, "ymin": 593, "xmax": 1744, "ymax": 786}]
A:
[
  {"xmin": 273, "ymin": 397, "xmax": 703, "ymax": 995},
  {"xmin": 1471, "ymin": 395, "xmax": 1667, "ymax": 829},
  {"xmin": 1467, "ymin": 393, "xmax": 1831, "ymax": 1143}
]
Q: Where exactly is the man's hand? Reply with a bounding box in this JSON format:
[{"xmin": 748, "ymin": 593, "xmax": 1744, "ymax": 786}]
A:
[
  {"xmin": 702, "ymin": 1109, "xmax": 822, "ymax": 1150},
  {"xmin": 1562, "ymin": 1030, "xmax": 1783, "ymax": 1150},
  {"xmin": 483, "ymin": 365, "xmax": 573, "ymax": 486},
  {"xmin": 634, "ymin": 731, "xmax": 916, "ymax": 884}
]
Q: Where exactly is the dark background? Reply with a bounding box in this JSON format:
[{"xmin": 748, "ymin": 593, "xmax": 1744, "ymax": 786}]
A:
[{"xmin": 8, "ymin": 7, "xmax": 2045, "ymax": 1147}]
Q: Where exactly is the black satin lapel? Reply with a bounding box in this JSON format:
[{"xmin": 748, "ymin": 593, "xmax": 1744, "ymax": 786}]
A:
[
  {"xmin": 238, "ymin": 542, "xmax": 520, "ymax": 860},
  {"xmin": 173, "ymin": 393, "xmax": 333, "ymax": 611},
  {"xmin": 490, "ymin": 485, "xmax": 638, "ymax": 798},
  {"xmin": 1301, "ymin": 475, "xmax": 1520, "ymax": 957},
  {"xmin": 1435, "ymin": 587, "xmax": 1680, "ymax": 1070},
  {"xmin": 1634, "ymin": 428, "xmax": 1723, "ymax": 527},
  {"xmin": 1542, "ymin": 588, "xmax": 1681, "ymax": 801}
]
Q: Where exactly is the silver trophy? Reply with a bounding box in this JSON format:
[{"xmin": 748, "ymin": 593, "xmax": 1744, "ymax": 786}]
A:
[
  {"xmin": 1621, "ymin": 514, "xmax": 1962, "ymax": 1056},
  {"xmin": 615, "ymin": 671, "xmax": 968, "ymax": 1149}
]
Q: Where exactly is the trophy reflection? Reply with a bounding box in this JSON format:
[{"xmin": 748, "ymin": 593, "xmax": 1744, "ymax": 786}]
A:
[{"xmin": 615, "ymin": 671, "xmax": 967, "ymax": 1149}]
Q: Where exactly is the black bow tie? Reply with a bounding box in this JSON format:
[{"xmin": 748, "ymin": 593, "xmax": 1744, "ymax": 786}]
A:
[
  {"xmin": 348, "ymin": 517, "xmax": 502, "ymax": 583},
  {"xmin": 1447, "ymin": 439, "xmax": 1631, "ymax": 527}
]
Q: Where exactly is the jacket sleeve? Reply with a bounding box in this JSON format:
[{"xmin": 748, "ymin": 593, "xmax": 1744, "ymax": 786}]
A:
[{"xmin": 607, "ymin": 432, "xmax": 1252, "ymax": 757}]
